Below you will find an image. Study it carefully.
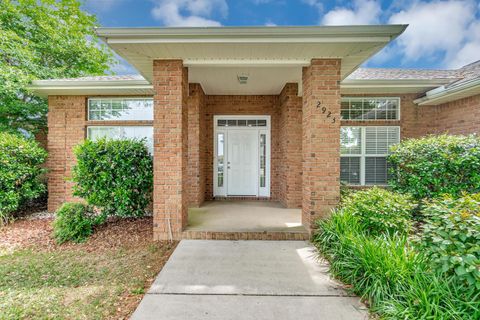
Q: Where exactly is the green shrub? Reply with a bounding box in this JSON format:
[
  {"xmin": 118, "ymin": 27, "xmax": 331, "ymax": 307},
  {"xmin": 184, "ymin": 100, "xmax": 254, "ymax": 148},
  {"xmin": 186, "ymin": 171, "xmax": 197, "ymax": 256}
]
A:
[
  {"xmin": 417, "ymin": 194, "xmax": 480, "ymax": 288},
  {"xmin": 388, "ymin": 134, "xmax": 480, "ymax": 199},
  {"xmin": 315, "ymin": 210, "xmax": 421, "ymax": 309},
  {"xmin": 340, "ymin": 187, "xmax": 416, "ymax": 236},
  {"xmin": 0, "ymin": 132, "xmax": 47, "ymax": 224},
  {"xmin": 53, "ymin": 202, "xmax": 102, "ymax": 243},
  {"xmin": 314, "ymin": 210, "xmax": 480, "ymax": 319},
  {"xmin": 72, "ymin": 138, "xmax": 153, "ymax": 218}
]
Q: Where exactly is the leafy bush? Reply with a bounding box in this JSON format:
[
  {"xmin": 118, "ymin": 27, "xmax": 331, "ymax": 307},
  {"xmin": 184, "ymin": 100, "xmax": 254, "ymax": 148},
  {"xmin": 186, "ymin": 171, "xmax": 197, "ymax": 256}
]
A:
[
  {"xmin": 314, "ymin": 209, "xmax": 480, "ymax": 319},
  {"xmin": 417, "ymin": 194, "xmax": 480, "ymax": 288},
  {"xmin": 389, "ymin": 134, "xmax": 480, "ymax": 199},
  {"xmin": 53, "ymin": 202, "xmax": 102, "ymax": 243},
  {"xmin": 72, "ymin": 138, "xmax": 153, "ymax": 218},
  {"xmin": 0, "ymin": 132, "xmax": 47, "ymax": 224},
  {"xmin": 340, "ymin": 187, "xmax": 416, "ymax": 236}
]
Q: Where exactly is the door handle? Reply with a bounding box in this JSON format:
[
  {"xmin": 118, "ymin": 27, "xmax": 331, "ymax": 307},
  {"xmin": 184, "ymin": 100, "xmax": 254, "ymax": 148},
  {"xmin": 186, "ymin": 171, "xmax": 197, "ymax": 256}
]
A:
[{"xmin": 227, "ymin": 166, "xmax": 231, "ymax": 169}]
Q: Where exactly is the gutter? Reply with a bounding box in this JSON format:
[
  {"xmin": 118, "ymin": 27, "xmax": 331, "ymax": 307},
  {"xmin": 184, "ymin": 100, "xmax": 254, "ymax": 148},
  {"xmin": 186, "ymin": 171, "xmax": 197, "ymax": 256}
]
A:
[{"xmin": 414, "ymin": 77, "xmax": 480, "ymax": 105}]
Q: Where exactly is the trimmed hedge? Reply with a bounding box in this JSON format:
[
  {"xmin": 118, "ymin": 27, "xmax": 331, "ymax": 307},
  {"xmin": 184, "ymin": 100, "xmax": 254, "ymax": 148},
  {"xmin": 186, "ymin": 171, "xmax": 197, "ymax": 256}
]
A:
[
  {"xmin": 388, "ymin": 134, "xmax": 480, "ymax": 199},
  {"xmin": 72, "ymin": 138, "xmax": 153, "ymax": 218},
  {"xmin": 0, "ymin": 132, "xmax": 47, "ymax": 224}
]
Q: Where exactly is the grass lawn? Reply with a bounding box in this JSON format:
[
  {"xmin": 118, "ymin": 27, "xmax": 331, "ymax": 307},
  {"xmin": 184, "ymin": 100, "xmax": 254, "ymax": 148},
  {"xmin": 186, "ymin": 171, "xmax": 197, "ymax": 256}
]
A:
[{"xmin": 0, "ymin": 217, "xmax": 177, "ymax": 320}]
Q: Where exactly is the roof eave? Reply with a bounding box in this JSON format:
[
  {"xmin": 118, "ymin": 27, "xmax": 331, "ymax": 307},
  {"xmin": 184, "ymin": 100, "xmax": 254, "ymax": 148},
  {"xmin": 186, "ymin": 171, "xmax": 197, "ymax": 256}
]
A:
[
  {"xmin": 414, "ymin": 78, "xmax": 480, "ymax": 105},
  {"xmin": 96, "ymin": 25, "xmax": 408, "ymax": 42}
]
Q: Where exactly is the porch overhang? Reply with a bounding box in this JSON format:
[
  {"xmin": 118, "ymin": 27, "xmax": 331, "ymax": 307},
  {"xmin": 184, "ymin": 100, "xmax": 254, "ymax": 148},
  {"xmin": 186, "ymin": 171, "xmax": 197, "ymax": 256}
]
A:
[{"xmin": 97, "ymin": 25, "xmax": 407, "ymax": 95}]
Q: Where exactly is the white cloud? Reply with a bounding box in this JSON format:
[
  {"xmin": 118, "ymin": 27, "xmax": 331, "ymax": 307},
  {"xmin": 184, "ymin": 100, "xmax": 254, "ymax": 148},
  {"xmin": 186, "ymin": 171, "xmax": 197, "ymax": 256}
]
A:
[
  {"xmin": 389, "ymin": 0, "xmax": 477, "ymax": 66},
  {"xmin": 321, "ymin": 0, "xmax": 381, "ymax": 25},
  {"xmin": 151, "ymin": 0, "xmax": 227, "ymax": 27},
  {"xmin": 447, "ymin": 20, "xmax": 480, "ymax": 68}
]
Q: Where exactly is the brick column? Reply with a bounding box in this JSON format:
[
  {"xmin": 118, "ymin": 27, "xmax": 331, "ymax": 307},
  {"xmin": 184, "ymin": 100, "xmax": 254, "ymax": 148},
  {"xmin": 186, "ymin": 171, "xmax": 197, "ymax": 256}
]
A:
[
  {"xmin": 278, "ymin": 83, "xmax": 303, "ymax": 208},
  {"xmin": 153, "ymin": 60, "xmax": 189, "ymax": 240},
  {"xmin": 301, "ymin": 59, "xmax": 341, "ymax": 232},
  {"xmin": 46, "ymin": 96, "xmax": 86, "ymax": 212},
  {"xmin": 187, "ymin": 83, "xmax": 206, "ymax": 207}
]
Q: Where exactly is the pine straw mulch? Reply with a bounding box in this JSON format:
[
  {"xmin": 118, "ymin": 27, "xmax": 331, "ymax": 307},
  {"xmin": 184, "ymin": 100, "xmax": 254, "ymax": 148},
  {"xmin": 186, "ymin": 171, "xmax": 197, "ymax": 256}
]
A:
[{"xmin": 0, "ymin": 216, "xmax": 168, "ymax": 253}]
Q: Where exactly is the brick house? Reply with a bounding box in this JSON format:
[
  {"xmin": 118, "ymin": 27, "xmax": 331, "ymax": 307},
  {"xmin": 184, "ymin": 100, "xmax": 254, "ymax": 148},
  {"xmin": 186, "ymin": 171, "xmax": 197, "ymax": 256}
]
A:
[{"xmin": 30, "ymin": 26, "xmax": 480, "ymax": 240}]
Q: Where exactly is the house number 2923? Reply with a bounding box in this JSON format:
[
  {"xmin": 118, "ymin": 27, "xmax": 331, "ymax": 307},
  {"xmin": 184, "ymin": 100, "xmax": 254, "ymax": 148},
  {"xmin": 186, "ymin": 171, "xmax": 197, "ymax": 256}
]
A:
[{"xmin": 317, "ymin": 101, "xmax": 336, "ymax": 123}]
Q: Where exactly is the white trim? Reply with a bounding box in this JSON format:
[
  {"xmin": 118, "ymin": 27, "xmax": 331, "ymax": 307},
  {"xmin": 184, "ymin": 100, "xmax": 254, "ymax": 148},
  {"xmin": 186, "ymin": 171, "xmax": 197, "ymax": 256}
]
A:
[
  {"xmin": 87, "ymin": 97, "xmax": 153, "ymax": 121},
  {"xmin": 213, "ymin": 115, "xmax": 271, "ymax": 197},
  {"xmin": 97, "ymin": 25, "xmax": 407, "ymax": 42},
  {"xmin": 414, "ymin": 78, "xmax": 480, "ymax": 106},
  {"xmin": 341, "ymin": 97, "xmax": 401, "ymax": 121},
  {"xmin": 341, "ymin": 126, "xmax": 400, "ymax": 186}
]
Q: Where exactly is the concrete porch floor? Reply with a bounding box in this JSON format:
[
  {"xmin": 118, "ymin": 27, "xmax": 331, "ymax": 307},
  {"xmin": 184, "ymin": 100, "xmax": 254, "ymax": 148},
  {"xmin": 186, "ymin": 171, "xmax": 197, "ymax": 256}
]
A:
[{"xmin": 187, "ymin": 201, "xmax": 305, "ymax": 232}]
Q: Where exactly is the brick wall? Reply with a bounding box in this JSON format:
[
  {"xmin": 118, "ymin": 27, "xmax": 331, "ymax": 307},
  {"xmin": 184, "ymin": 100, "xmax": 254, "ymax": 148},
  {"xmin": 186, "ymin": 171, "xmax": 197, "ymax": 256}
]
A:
[
  {"xmin": 428, "ymin": 94, "xmax": 480, "ymax": 135},
  {"xmin": 278, "ymin": 83, "xmax": 303, "ymax": 208},
  {"xmin": 46, "ymin": 96, "xmax": 86, "ymax": 212},
  {"xmin": 302, "ymin": 59, "xmax": 341, "ymax": 232},
  {"xmin": 187, "ymin": 83, "xmax": 207, "ymax": 207},
  {"xmin": 152, "ymin": 60, "xmax": 189, "ymax": 241},
  {"xmin": 204, "ymin": 95, "xmax": 280, "ymax": 201}
]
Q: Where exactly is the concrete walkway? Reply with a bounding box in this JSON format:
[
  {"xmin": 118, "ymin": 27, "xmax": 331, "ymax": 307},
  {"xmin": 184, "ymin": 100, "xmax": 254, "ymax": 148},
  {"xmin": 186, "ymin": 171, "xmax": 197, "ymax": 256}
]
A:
[{"xmin": 131, "ymin": 240, "xmax": 368, "ymax": 320}]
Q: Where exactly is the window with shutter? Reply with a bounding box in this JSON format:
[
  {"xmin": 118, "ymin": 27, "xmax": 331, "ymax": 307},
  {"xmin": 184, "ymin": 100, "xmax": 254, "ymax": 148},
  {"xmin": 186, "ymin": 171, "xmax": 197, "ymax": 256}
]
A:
[{"xmin": 340, "ymin": 126, "xmax": 400, "ymax": 185}]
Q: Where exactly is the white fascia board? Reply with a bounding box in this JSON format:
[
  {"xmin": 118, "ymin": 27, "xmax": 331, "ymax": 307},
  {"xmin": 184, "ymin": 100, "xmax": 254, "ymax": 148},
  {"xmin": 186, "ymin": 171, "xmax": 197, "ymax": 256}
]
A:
[
  {"xmin": 97, "ymin": 25, "xmax": 407, "ymax": 46},
  {"xmin": 341, "ymin": 79, "xmax": 452, "ymax": 88},
  {"xmin": 414, "ymin": 78, "xmax": 480, "ymax": 105}
]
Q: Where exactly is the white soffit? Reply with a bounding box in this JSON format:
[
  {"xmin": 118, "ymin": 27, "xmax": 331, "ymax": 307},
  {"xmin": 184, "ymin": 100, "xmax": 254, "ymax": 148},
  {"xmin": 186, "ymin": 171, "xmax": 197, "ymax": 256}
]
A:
[{"xmin": 97, "ymin": 25, "xmax": 407, "ymax": 93}]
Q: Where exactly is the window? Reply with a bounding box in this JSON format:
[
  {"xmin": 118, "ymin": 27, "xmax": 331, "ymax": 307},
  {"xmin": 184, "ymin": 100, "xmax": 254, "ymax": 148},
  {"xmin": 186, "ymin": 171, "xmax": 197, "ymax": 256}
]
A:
[
  {"xmin": 217, "ymin": 133, "xmax": 225, "ymax": 188},
  {"xmin": 217, "ymin": 119, "xmax": 267, "ymax": 127},
  {"xmin": 87, "ymin": 126, "xmax": 153, "ymax": 153},
  {"xmin": 340, "ymin": 126, "xmax": 400, "ymax": 185},
  {"xmin": 88, "ymin": 98, "xmax": 153, "ymax": 121},
  {"xmin": 341, "ymin": 97, "xmax": 400, "ymax": 121},
  {"xmin": 259, "ymin": 133, "xmax": 266, "ymax": 188}
]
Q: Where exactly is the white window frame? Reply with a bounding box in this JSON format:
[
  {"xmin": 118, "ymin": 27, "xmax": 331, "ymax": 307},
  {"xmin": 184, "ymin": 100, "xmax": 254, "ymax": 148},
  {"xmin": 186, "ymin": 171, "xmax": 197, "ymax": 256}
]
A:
[
  {"xmin": 86, "ymin": 125, "xmax": 154, "ymax": 153},
  {"xmin": 87, "ymin": 97, "xmax": 153, "ymax": 121},
  {"xmin": 341, "ymin": 126, "xmax": 400, "ymax": 186},
  {"xmin": 213, "ymin": 115, "xmax": 271, "ymax": 197},
  {"xmin": 340, "ymin": 97, "xmax": 401, "ymax": 121}
]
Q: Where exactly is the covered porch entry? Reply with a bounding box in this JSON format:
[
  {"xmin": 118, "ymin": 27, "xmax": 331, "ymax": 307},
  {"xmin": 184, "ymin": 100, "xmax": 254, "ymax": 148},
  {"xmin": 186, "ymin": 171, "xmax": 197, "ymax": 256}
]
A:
[{"xmin": 96, "ymin": 26, "xmax": 405, "ymax": 240}]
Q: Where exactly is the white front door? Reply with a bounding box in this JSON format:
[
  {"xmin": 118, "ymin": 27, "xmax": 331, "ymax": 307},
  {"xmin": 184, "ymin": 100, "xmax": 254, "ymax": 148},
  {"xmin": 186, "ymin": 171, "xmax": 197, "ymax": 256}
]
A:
[{"xmin": 227, "ymin": 130, "xmax": 258, "ymax": 195}]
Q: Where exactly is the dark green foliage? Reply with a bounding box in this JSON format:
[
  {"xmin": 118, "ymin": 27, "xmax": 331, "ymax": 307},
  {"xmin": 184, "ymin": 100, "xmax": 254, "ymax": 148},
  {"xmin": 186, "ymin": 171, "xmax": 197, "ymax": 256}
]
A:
[
  {"xmin": 72, "ymin": 138, "xmax": 153, "ymax": 218},
  {"xmin": 417, "ymin": 194, "xmax": 480, "ymax": 288},
  {"xmin": 53, "ymin": 202, "xmax": 102, "ymax": 243},
  {"xmin": 0, "ymin": 132, "xmax": 47, "ymax": 224},
  {"xmin": 0, "ymin": 0, "xmax": 114, "ymax": 135},
  {"xmin": 340, "ymin": 187, "xmax": 415, "ymax": 236},
  {"xmin": 313, "ymin": 190, "xmax": 480, "ymax": 319},
  {"xmin": 388, "ymin": 134, "xmax": 480, "ymax": 199}
]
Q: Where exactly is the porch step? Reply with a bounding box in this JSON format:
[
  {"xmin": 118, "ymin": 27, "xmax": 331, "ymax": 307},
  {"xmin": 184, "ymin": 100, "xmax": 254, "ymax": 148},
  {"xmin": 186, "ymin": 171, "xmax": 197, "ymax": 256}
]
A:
[{"xmin": 180, "ymin": 230, "xmax": 310, "ymax": 241}]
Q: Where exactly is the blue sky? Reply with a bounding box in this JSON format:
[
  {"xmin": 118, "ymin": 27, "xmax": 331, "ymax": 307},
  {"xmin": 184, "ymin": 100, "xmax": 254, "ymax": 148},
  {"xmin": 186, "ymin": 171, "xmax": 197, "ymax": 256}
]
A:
[{"xmin": 82, "ymin": 0, "xmax": 480, "ymax": 74}]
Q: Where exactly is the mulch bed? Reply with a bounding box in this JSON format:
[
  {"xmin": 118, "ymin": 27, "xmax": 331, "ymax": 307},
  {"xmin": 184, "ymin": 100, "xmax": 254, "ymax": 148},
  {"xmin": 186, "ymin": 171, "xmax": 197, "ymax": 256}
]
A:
[{"xmin": 0, "ymin": 216, "xmax": 165, "ymax": 253}]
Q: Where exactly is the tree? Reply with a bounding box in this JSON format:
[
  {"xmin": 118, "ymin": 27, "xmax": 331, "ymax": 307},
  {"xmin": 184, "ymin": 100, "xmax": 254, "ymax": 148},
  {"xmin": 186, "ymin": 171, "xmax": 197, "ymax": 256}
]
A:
[{"xmin": 0, "ymin": 0, "xmax": 114, "ymax": 135}]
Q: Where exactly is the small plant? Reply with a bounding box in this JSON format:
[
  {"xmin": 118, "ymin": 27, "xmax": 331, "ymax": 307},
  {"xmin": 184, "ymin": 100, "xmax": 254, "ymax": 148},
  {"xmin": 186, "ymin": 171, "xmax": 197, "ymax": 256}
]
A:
[
  {"xmin": 53, "ymin": 202, "xmax": 102, "ymax": 243},
  {"xmin": 417, "ymin": 193, "xmax": 480, "ymax": 288},
  {"xmin": 0, "ymin": 132, "xmax": 47, "ymax": 224},
  {"xmin": 72, "ymin": 138, "xmax": 153, "ymax": 218},
  {"xmin": 340, "ymin": 187, "xmax": 416, "ymax": 236},
  {"xmin": 389, "ymin": 134, "xmax": 480, "ymax": 199}
]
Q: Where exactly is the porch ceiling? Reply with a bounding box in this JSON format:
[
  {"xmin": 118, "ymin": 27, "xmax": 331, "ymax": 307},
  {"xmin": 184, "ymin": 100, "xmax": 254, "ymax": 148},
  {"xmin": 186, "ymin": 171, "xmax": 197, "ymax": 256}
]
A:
[{"xmin": 97, "ymin": 25, "xmax": 407, "ymax": 95}]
